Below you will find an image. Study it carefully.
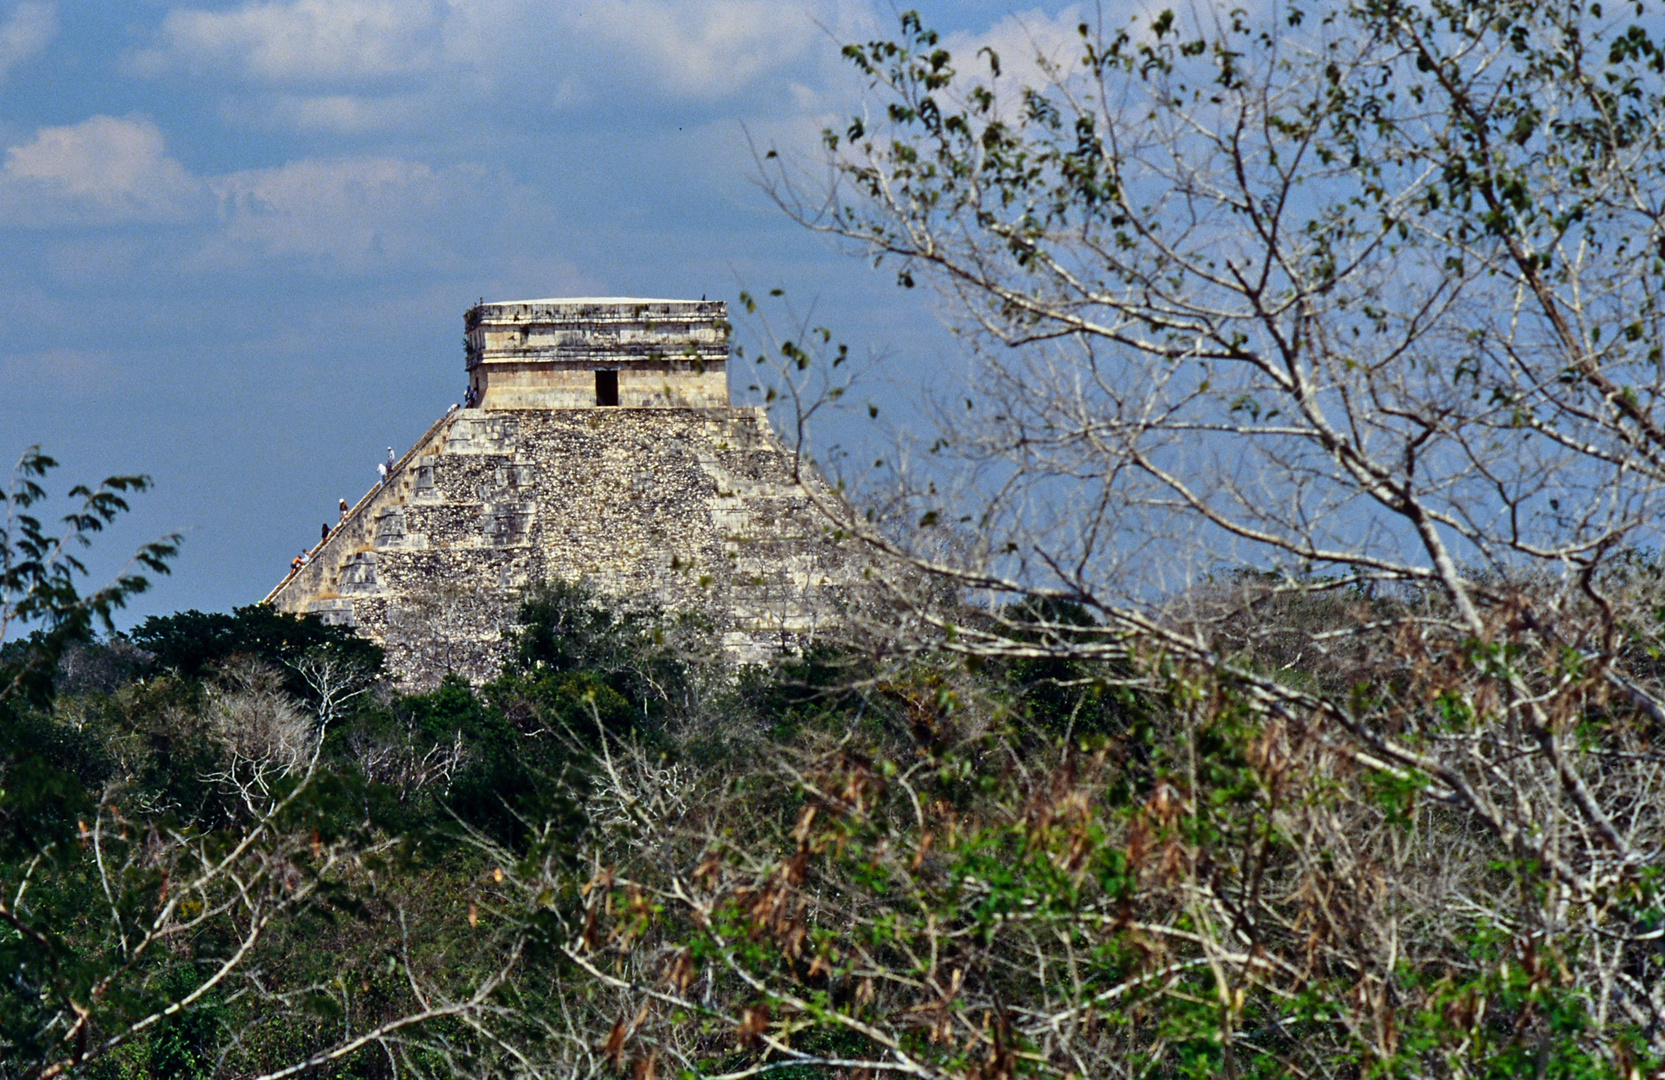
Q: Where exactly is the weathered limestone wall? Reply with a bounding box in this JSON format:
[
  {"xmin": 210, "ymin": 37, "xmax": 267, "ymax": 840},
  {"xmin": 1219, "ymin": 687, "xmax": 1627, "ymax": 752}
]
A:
[
  {"xmin": 473, "ymin": 364, "xmax": 730, "ymax": 410},
  {"xmin": 266, "ymin": 406, "xmax": 862, "ymax": 688},
  {"xmin": 466, "ymin": 298, "xmax": 729, "ymax": 410}
]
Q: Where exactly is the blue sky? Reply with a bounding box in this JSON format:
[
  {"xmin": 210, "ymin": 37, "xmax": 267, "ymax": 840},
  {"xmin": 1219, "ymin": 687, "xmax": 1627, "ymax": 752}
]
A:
[{"xmin": 0, "ymin": 0, "xmax": 1081, "ymax": 625}]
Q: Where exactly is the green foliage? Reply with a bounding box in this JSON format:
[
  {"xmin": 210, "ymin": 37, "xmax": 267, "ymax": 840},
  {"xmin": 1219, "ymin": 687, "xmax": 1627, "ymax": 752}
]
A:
[
  {"xmin": 495, "ymin": 579, "xmax": 696, "ymax": 727},
  {"xmin": 11, "ymin": 568, "xmax": 1665, "ymax": 1078},
  {"xmin": 0, "ymin": 448, "xmax": 177, "ymax": 893},
  {"xmin": 0, "ymin": 447, "xmax": 178, "ymax": 708},
  {"xmin": 130, "ymin": 603, "xmax": 383, "ymax": 693},
  {"xmin": 120, "ymin": 970, "xmax": 226, "ymax": 1080},
  {"xmin": 0, "ymin": 445, "xmax": 167, "ymax": 869},
  {"xmin": 0, "ymin": 704, "xmax": 101, "ymax": 859},
  {"xmin": 363, "ymin": 582, "xmax": 704, "ymax": 849},
  {"xmin": 990, "ymin": 598, "xmax": 1145, "ymax": 741},
  {"xmin": 396, "ymin": 673, "xmax": 583, "ymax": 849},
  {"xmin": 542, "ymin": 640, "xmax": 1665, "ymax": 1080},
  {"xmin": 732, "ymin": 645, "xmax": 881, "ymax": 740}
]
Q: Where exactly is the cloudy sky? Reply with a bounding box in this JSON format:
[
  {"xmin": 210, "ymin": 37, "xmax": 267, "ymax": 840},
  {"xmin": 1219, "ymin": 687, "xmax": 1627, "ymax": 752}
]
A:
[{"xmin": 0, "ymin": 0, "xmax": 1079, "ymax": 624}]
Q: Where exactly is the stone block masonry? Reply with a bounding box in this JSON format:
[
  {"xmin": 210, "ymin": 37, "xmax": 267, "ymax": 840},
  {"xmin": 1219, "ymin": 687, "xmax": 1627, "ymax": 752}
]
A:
[
  {"xmin": 265, "ymin": 298, "xmax": 867, "ymax": 688},
  {"xmin": 466, "ymin": 298, "xmax": 730, "ymax": 409}
]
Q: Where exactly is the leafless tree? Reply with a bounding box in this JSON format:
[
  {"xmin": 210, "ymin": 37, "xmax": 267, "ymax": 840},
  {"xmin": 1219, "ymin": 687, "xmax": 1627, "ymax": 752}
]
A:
[
  {"xmin": 712, "ymin": 0, "xmax": 1665, "ymax": 1070},
  {"xmin": 4, "ymin": 645, "xmax": 525, "ymax": 1080}
]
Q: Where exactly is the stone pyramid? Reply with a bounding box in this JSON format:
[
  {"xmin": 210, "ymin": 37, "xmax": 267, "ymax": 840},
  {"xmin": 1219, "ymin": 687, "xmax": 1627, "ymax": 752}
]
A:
[{"xmin": 265, "ymin": 298, "xmax": 863, "ymax": 687}]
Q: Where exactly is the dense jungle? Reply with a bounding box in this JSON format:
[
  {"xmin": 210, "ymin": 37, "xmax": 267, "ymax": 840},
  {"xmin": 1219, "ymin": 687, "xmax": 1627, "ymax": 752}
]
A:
[{"xmin": 3, "ymin": 449, "xmax": 1663, "ymax": 1079}]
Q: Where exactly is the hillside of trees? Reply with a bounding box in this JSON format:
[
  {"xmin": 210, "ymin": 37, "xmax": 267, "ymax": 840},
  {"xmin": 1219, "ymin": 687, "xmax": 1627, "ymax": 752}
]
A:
[{"xmin": 4, "ymin": 455, "xmax": 1662, "ymax": 1079}]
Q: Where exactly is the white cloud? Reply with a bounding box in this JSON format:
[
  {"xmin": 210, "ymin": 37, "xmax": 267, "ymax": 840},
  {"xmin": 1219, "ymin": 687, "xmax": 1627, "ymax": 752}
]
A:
[
  {"xmin": 459, "ymin": 0, "xmax": 873, "ymax": 103},
  {"xmin": 133, "ymin": 0, "xmax": 446, "ymax": 82},
  {"xmin": 0, "ymin": 116, "xmax": 204, "ymax": 224},
  {"xmin": 134, "ymin": 0, "xmax": 877, "ymax": 126},
  {"xmin": 205, "ymin": 156, "xmax": 484, "ymax": 269},
  {"xmin": 262, "ymin": 93, "xmax": 423, "ymax": 132},
  {"xmin": 945, "ymin": 7, "xmax": 1090, "ymax": 101},
  {"xmin": 539, "ymin": 0, "xmax": 820, "ymax": 101},
  {"xmin": 0, "ymin": 116, "xmax": 494, "ymax": 273},
  {"xmin": 0, "ymin": 1, "xmax": 55, "ymax": 80}
]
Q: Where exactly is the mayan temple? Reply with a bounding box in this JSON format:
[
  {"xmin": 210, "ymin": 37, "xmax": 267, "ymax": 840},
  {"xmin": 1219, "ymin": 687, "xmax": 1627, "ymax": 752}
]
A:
[{"xmin": 265, "ymin": 298, "xmax": 863, "ymax": 687}]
